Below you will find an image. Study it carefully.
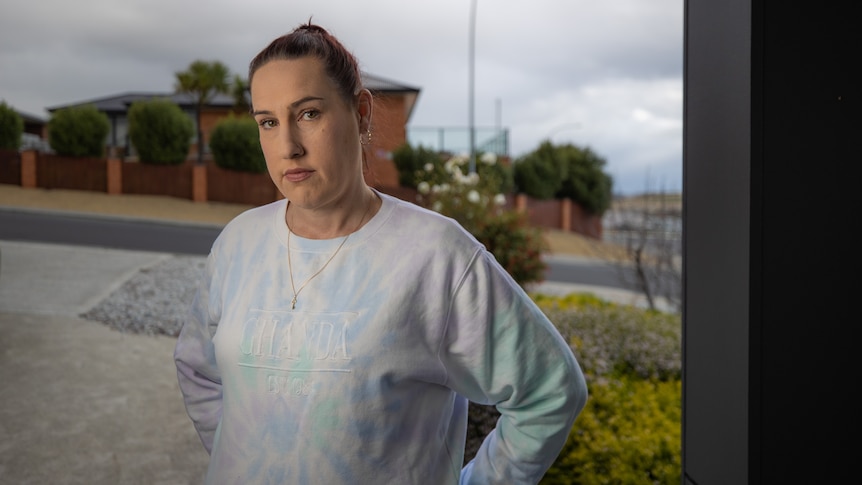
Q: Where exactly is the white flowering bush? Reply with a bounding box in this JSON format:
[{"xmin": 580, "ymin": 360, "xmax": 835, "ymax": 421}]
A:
[
  {"xmin": 413, "ymin": 152, "xmax": 547, "ymax": 286},
  {"xmin": 415, "ymin": 153, "xmax": 507, "ymax": 231}
]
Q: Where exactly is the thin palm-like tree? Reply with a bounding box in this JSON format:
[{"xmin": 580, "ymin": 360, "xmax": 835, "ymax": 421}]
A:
[
  {"xmin": 175, "ymin": 60, "xmax": 230, "ymax": 164},
  {"xmin": 230, "ymin": 74, "xmax": 250, "ymax": 115}
]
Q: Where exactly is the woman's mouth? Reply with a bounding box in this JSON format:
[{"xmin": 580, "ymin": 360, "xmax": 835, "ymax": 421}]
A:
[{"xmin": 284, "ymin": 169, "xmax": 313, "ymax": 183}]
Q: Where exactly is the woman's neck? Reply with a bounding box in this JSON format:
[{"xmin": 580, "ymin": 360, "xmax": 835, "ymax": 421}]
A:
[{"xmin": 286, "ymin": 187, "xmax": 380, "ymax": 240}]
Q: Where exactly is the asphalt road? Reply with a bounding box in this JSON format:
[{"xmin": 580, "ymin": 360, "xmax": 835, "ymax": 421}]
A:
[
  {"xmin": 0, "ymin": 207, "xmax": 220, "ymax": 256},
  {"xmin": 0, "ymin": 207, "xmax": 636, "ymax": 291}
]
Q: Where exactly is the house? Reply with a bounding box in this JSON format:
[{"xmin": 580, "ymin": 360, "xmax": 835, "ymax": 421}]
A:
[
  {"xmin": 11, "ymin": 109, "xmax": 50, "ymax": 152},
  {"xmin": 46, "ymin": 72, "xmax": 421, "ymax": 188}
]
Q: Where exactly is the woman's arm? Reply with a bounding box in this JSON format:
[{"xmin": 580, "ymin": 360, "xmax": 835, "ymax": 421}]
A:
[
  {"xmin": 441, "ymin": 250, "xmax": 588, "ymax": 484},
  {"xmin": 174, "ymin": 254, "xmax": 223, "ymax": 453}
]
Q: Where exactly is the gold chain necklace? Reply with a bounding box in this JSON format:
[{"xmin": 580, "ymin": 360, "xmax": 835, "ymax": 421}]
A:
[{"xmin": 286, "ymin": 199, "xmax": 373, "ymax": 310}]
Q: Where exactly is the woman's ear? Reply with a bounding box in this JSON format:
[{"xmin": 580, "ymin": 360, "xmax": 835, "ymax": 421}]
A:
[{"xmin": 357, "ymin": 89, "xmax": 373, "ymax": 133}]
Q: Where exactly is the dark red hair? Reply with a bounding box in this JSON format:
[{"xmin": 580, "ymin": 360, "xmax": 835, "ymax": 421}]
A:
[{"xmin": 248, "ymin": 22, "xmax": 364, "ymax": 104}]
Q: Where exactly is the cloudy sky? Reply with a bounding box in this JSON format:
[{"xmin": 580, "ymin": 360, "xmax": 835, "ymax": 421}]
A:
[{"xmin": 0, "ymin": 0, "xmax": 682, "ymax": 195}]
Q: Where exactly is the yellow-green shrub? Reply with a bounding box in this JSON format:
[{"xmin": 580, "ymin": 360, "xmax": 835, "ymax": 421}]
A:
[{"xmin": 542, "ymin": 375, "xmax": 681, "ymax": 484}]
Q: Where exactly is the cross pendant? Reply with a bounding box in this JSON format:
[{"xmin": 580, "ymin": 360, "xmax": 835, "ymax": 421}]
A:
[{"xmin": 291, "ymin": 296, "xmax": 297, "ymax": 310}]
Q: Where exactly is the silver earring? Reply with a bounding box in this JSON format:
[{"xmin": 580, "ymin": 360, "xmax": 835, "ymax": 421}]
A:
[{"xmin": 360, "ymin": 130, "xmax": 372, "ymax": 146}]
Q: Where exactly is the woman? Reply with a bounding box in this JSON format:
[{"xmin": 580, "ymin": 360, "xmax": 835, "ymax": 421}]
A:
[{"xmin": 174, "ymin": 22, "xmax": 587, "ymax": 484}]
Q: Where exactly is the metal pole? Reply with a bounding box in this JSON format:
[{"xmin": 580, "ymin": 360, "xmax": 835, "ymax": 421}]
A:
[{"xmin": 468, "ymin": 0, "xmax": 477, "ymax": 173}]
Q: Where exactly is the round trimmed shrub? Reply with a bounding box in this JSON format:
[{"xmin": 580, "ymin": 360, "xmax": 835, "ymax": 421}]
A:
[
  {"xmin": 128, "ymin": 98, "xmax": 194, "ymax": 165},
  {"xmin": 0, "ymin": 101, "xmax": 24, "ymax": 150},
  {"xmin": 47, "ymin": 104, "xmax": 110, "ymax": 157},
  {"xmin": 209, "ymin": 116, "xmax": 266, "ymax": 173}
]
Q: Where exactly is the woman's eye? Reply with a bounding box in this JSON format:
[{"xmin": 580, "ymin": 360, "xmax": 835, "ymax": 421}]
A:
[
  {"xmin": 258, "ymin": 119, "xmax": 275, "ymax": 129},
  {"xmin": 301, "ymin": 110, "xmax": 320, "ymax": 121}
]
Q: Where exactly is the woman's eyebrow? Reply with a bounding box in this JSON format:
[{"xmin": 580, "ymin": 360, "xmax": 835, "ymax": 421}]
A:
[{"xmin": 251, "ymin": 96, "xmax": 326, "ymax": 117}]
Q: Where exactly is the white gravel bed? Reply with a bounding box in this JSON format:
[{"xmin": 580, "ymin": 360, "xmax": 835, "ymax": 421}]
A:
[{"xmin": 80, "ymin": 255, "xmax": 206, "ymax": 337}]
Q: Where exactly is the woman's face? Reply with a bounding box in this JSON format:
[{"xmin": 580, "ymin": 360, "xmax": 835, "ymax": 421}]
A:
[{"xmin": 251, "ymin": 57, "xmax": 370, "ymax": 211}]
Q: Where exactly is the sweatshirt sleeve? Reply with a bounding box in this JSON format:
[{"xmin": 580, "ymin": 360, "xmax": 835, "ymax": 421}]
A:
[
  {"xmin": 173, "ymin": 252, "xmax": 223, "ymax": 454},
  {"xmin": 441, "ymin": 249, "xmax": 588, "ymax": 485}
]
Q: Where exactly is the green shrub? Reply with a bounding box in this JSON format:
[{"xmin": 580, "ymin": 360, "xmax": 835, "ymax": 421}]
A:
[
  {"xmin": 462, "ymin": 295, "xmax": 682, "ymax": 480},
  {"xmin": 514, "ymin": 141, "xmax": 614, "ymax": 215},
  {"xmin": 513, "ymin": 142, "xmax": 564, "ymax": 199},
  {"xmin": 555, "ymin": 145, "xmax": 613, "ymax": 215},
  {"xmin": 0, "ymin": 101, "xmax": 24, "ymax": 150},
  {"xmin": 540, "ymin": 300, "xmax": 681, "ymax": 381},
  {"xmin": 128, "ymin": 98, "xmax": 194, "ymax": 165},
  {"xmin": 209, "ymin": 115, "xmax": 266, "ymax": 173},
  {"xmin": 540, "ymin": 296, "xmax": 681, "ymax": 481},
  {"xmin": 474, "ymin": 210, "xmax": 548, "ymax": 286},
  {"xmin": 47, "ymin": 104, "xmax": 110, "ymax": 157},
  {"xmin": 391, "ymin": 143, "xmax": 443, "ymax": 188},
  {"xmin": 538, "ymin": 295, "xmax": 680, "ymax": 483},
  {"xmin": 542, "ymin": 375, "xmax": 681, "ymax": 485}
]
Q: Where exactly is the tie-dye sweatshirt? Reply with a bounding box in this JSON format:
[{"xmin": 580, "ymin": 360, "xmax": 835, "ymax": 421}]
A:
[{"xmin": 174, "ymin": 192, "xmax": 587, "ymax": 484}]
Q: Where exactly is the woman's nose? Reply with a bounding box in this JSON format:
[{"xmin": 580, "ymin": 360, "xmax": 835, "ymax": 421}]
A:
[{"xmin": 281, "ymin": 126, "xmax": 304, "ymax": 159}]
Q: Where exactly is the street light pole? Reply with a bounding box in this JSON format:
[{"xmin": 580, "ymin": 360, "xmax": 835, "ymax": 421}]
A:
[{"xmin": 468, "ymin": 0, "xmax": 477, "ymax": 173}]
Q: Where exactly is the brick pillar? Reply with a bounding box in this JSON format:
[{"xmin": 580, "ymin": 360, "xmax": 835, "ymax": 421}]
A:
[
  {"xmin": 515, "ymin": 193, "xmax": 528, "ymax": 213},
  {"xmin": 20, "ymin": 150, "xmax": 37, "ymax": 188},
  {"xmin": 106, "ymin": 158, "xmax": 122, "ymax": 195},
  {"xmin": 192, "ymin": 164, "xmax": 207, "ymax": 202},
  {"xmin": 561, "ymin": 198, "xmax": 572, "ymax": 232}
]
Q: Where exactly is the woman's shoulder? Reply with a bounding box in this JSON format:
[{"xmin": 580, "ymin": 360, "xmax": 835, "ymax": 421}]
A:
[
  {"xmin": 379, "ymin": 193, "xmax": 483, "ymax": 251},
  {"xmin": 214, "ymin": 199, "xmax": 285, "ymax": 247},
  {"xmin": 227, "ymin": 199, "xmax": 282, "ymax": 226},
  {"xmin": 382, "ymin": 192, "xmax": 458, "ymax": 228}
]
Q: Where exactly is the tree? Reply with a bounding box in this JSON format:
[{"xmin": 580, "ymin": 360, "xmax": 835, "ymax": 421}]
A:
[
  {"xmin": 554, "ymin": 144, "xmax": 614, "ymax": 215},
  {"xmin": 0, "ymin": 101, "xmax": 24, "ymax": 150},
  {"xmin": 127, "ymin": 98, "xmax": 194, "ymax": 165},
  {"xmin": 47, "ymin": 104, "xmax": 110, "ymax": 157},
  {"xmin": 514, "ymin": 140, "xmax": 613, "ymax": 215},
  {"xmin": 513, "ymin": 141, "xmax": 564, "ymax": 200},
  {"xmin": 603, "ymin": 177, "xmax": 682, "ymax": 313},
  {"xmin": 175, "ymin": 60, "xmax": 230, "ymax": 165},
  {"xmin": 230, "ymin": 75, "xmax": 250, "ymax": 114}
]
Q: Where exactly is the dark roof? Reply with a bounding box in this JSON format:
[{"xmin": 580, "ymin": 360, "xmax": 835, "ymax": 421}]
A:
[
  {"xmin": 360, "ymin": 72, "xmax": 421, "ymax": 121},
  {"xmin": 45, "ymin": 72, "xmax": 422, "ymax": 119},
  {"xmin": 15, "ymin": 110, "xmax": 47, "ymax": 124},
  {"xmin": 46, "ymin": 92, "xmax": 236, "ymax": 114},
  {"xmin": 361, "ymin": 73, "xmax": 420, "ymax": 94}
]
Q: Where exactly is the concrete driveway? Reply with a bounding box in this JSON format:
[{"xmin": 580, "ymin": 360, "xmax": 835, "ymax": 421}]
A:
[{"xmin": 0, "ymin": 240, "xmax": 209, "ymax": 484}]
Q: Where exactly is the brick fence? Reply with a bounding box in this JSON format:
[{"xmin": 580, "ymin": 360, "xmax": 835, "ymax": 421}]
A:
[{"xmin": 0, "ymin": 150, "xmax": 602, "ymax": 239}]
